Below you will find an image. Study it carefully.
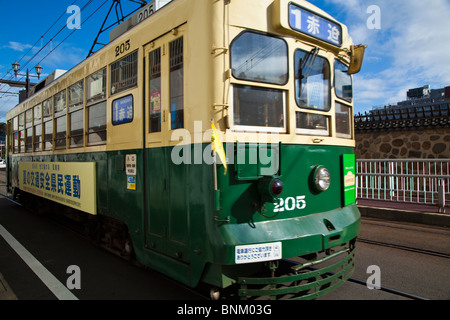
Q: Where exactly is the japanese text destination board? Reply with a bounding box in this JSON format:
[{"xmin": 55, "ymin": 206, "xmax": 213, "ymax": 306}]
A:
[
  {"xmin": 19, "ymin": 162, "xmax": 97, "ymax": 215},
  {"xmin": 288, "ymin": 2, "xmax": 342, "ymax": 46}
]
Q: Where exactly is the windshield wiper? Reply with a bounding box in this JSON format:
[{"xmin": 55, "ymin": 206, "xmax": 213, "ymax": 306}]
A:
[{"xmin": 297, "ymin": 47, "xmax": 319, "ymax": 81}]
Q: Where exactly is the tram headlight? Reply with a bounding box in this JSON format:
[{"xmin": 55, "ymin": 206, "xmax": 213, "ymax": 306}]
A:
[{"xmin": 312, "ymin": 166, "xmax": 331, "ymax": 192}]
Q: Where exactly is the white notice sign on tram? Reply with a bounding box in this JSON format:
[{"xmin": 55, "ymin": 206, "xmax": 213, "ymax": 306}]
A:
[
  {"xmin": 235, "ymin": 242, "xmax": 282, "ymax": 264},
  {"xmin": 126, "ymin": 154, "xmax": 137, "ymax": 176}
]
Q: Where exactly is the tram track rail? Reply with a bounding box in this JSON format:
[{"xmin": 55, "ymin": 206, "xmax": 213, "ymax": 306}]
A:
[
  {"xmin": 284, "ymin": 259, "xmax": 430, "ymax": 301},
  {"xmin": 361, "ymin": 219, "xmax": 450, "ymax": 237},
  {"xmin": 357, "ymin": 238, "xmax": 450, "ymax": 259},
  {"xmin": 345, "ymin": 275, "xmax": 429, "ymax": 300}
]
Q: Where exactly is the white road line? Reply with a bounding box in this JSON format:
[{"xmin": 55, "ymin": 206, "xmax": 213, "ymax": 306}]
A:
[{"xmin": 0, "ymin": 224, "xmax": 78, "ymax": 300}]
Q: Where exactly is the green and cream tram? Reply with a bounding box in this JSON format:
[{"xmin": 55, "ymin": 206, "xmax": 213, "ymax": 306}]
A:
[{"xmin": 6, "ymin": 0, "xmax": 365, "ymax": 299}]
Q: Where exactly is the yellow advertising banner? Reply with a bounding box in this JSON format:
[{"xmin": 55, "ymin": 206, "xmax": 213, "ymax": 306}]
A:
[{"xmin": 19, "ymin": 162, "xmax": 97, "ymax": 215}]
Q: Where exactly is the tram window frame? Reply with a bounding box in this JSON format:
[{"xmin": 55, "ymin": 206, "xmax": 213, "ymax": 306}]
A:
[
  {"xmin": 54, "ymin": 90, "xmax": 67, "ymax": 150},
  {"xmin": 335, "ymin": 102, "xmax": 352, "ymax": 139},
  {"xmin": 43, "ymin": 97, "xmax": 53, "ymax": 151},
  {"xmin": 25, "ymin": 109, "xmax": 33, "ymax": 152},
  {"xmin": 86, "ymin": 68, "xmax": 107, "ymax": 106},
  {"xmin": 34, "ymin": 104, "xmax": 42, "ymax": 152},
  {"xmin": 294, "ymin": 49, "xmax": 331, "ymax": 111},
  {"xmin": 230, "ymin": 31, "xmax": 288, "ymax": 86},
  {"xmin": 87, "ymin": 101, "xmax": 107, "ymax": 146},
  {"xmin": 18, "ymin": 113, "xmax": 25, "ymax": 153},
  {"xmin": 335, "ymin": 59, "xmax": 353, "ymax": 103},
  {"xmin": 110, "ymin": 50, "xmax": 138, "ymax": 96},
  {"xmin": 69, "ymin": 80, "xmax": 84, "ymax": 110},
  {"xmin": 231, "ymin": 84, "xmax": 287, "ymax": 133},
  {"xmin": 69, "ymin": 80, "xmax": 85, "ymax": 148},
  {"xmin": 295, "ymin": 112, "xmax": 330, "ymax": 137},
  {"xmin": 70, "ymin": 109, "xmax": 84, "ymax": 147},
  {"xmin": 149, "ymin": 48, "xmax": 162, "ymax": 133},
  {"xmin": 13, "ymin": 117, "xmax": 19, "ymax": 154},
  {"xmin": 86, "ymin": 68, "xmax": 107, "ymax": 146},
  {"xmin": 169, "ymin": 37, "xmax": 184, "ymax": 130}
]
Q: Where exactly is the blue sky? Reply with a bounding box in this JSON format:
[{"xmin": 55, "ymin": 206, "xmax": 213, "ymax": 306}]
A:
[{"xmin": 1, "ymin": 0, "xmax": 450, "ymax": 123}]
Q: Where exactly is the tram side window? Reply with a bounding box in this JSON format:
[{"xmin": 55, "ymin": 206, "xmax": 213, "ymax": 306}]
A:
[
  {"xmin": 34, "ymin": 104, "xmax": 42, "ymax": 152},
  {"xmin": 87, "ymin": 101, "xmax": 107, "ymax": 145},
  {"xmin": 294, "ymin": 49, "xmax": 331, "ymax": 111},
  {"xmin": 43, "ymin": 98, "xmax": 53, "ymax": 151},
  {"xmin": 25, "ymin": 109, "xmax": 33, "ymax": 152},
  {"xmin": 86, "ymin": 68, "xmax": 107, "ymax": 145},
  {"xmin": 149, "ymin": 48, "xmax": 161, "ymax": 133},
  {"xmin": 13, "ymin": 117, "xmax": 19, "ymax": 153},
  {"xmin": 69, "ymin": 81, "xmax": 84, "ymax": 147},
  {"xmin": 69, "ymin": 80, "xmax": 84, "ymax": 109},
  {"xmin": 335, "ymin": 59, "xmax": 353, "ymax": 102},
  {"xmin": 111, "ymin": 51, "xmax": 138, "ymax": 95},
  {"xmin": 335, "ymin": 103, "xmax": 352, "ymax": 139},
  {"xmin": 170, "ymin": 37, "xmax": 184, "ymax": 130},
  {"xmin": 86, "ymin": 68, "xmax": 106, "ymax": 105},
  {"xmin": 70, "ymin": 110, "xmax": 84, "ymax": 147},
  {"xmin": 18, "ymin": 113, "xmax": 25, "ymax": 153},
  {"xmin": 54, "ymin": 90, "xmax": 67, "ymax": 149}
]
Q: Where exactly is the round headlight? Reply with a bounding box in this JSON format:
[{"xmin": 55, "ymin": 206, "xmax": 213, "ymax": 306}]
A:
[{"xmin": 313, "ymin": 166, "xmax": 331, "ymax": 192}]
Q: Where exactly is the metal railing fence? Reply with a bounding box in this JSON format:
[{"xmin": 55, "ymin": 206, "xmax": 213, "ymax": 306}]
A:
[{"xmin": 356, "ymin": 159, "xmax": 449, "ymax": 212}]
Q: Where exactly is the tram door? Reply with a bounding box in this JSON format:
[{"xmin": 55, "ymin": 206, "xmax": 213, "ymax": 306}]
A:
[{"xmin": 143, "ymin": 27, "xmax": 190, "ymax": 263}]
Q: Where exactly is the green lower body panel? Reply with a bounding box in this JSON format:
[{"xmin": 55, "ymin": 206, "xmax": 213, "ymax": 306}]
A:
[
  {"xmin": 215, "ymin": 203, "xmax": 360, "ymax": 265},
  {"xmin": 8, "ymin": 142, "xmax": 361, "ymax": 298},
  {"xmin": 238, "ymin": 247, "xmax": 355, "ymax": 300}
]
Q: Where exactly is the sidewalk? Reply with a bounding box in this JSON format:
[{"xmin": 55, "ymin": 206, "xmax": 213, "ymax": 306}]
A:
[{"xmin": 357, "ymin": 199, "xmax": 450, "ymax": 227}]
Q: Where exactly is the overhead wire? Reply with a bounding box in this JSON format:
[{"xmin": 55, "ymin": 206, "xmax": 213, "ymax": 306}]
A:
[
  {"xmin": 0, "ymin": 0, "xmax": 104, "ymax": 99},
  {"xmin": 0, "ymin": 0, "xmax": 79, "ymax": 90},
  {"xmin": 19, "ymin": 0, "xmax": 95, "ymax": 76},
  {"xmin": 33, "ymin": 0, "xmax": 110, "ymax": 69}
]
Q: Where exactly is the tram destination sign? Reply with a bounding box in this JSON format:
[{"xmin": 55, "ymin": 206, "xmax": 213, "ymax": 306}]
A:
[
  {"xmin": 112, "ymin": 95, "xmax": 133, "ymax": 125},
  {"xmin": 288, "ymin": 2, "xmax": 342, "ymax": 46}
]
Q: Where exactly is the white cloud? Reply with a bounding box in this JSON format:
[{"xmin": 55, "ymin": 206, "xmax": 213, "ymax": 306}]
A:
[
  {"xmin": 35, "ymin": 42, "xmax": 86, "ymax": 70},
  {"xmin": 8, "ymin": 40, "xmax": 86, "ymax": 73},
  {"xmin": 322, "ymin": 0, "xmax": 450, "ymax": 112},
  {"xmin": 4, "ymin": 41, "xmax": 33, "ymax": 52}
]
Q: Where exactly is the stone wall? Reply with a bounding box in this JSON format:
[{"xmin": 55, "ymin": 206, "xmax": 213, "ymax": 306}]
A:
[{"xmin": 356, "ymin": 127, "xmax": 450, "ymax": 159}]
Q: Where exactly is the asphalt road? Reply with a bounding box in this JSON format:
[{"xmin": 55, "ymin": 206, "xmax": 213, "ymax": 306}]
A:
[
  {"xmin": 319, "ymin": 218, "xmax": 450, "ymax": 300},
  {"xmin": 0, "ymin": 196, "xmax": 204, "ymax": 300}
]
